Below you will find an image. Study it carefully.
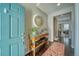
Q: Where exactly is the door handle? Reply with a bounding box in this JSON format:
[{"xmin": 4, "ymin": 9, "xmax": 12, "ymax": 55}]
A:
[
  {"xmin": 21, "ymin": 33, "xmax": 25, "ymax": 43},
  {"xmin": 21, "ymin": 32, "xmax": 26, "ymax": 36}
]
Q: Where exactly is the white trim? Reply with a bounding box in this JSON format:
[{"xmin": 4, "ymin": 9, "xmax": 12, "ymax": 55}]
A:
[
  {"xmin": 48, "ymin": 6, "xmax": 75, "ymax": 48},
  {"xmin": 74, "ymin": 4, "xmax": 79, "ymax": 55},
  {"xmin": 32, "ymin": 14, "xmax": 38, "ymax": 27}
]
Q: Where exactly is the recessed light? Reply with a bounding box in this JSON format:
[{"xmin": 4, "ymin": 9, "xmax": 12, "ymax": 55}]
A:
[{"xmin": 57, "ymin": 3, "xmax": 61, "ymax": 6}]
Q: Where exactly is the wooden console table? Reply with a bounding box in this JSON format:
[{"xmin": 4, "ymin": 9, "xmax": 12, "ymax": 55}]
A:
[{"xmin": 31, "ymin": 33, "xmax": 48, "ymax": 56}]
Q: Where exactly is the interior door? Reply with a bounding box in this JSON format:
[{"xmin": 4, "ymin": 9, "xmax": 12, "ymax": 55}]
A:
[{"xmin": 0, "ymin": 4, "xmax": 25, "ymax": 56}]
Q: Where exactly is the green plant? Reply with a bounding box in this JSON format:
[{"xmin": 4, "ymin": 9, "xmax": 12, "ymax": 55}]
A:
[{"xmin": 32, "ymin": 27, "xmax": 37, "ymax": 32}]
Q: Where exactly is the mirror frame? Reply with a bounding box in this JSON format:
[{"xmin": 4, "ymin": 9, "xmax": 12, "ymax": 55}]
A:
[{"xmin": 33, "ymin": 14, "xmax": 43, "ymax": 27}]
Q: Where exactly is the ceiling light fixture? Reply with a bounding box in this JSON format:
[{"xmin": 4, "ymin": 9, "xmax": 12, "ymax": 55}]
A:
[{"xmin": 57, "ymin": 3, "xmax": 61, "ymax": 6}]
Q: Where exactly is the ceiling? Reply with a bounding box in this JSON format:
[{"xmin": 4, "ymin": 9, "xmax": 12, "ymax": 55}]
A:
[
  {"xmin": 37, "ymin": 3, "xmax": 74, "ymax": 14},
  {"xmin": 21, "ymin": 3, "xmax": 74, "ymax": 15}
]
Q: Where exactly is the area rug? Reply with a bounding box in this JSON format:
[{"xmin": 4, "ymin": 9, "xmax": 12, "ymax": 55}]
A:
[{"xmin": 42, "ymin": 42, "xmax": 64, "ymax": 56}]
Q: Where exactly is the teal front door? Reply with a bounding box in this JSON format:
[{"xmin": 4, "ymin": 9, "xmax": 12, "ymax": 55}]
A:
[{"xmin": 0, "ymin": 4, "xmax": 25, "ymax": 56}]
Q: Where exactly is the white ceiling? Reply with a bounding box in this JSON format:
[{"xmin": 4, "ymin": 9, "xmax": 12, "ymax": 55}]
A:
[
  {"xmin": 36, "ymin": 3, "xmax": 74, "ymax": 14},
  {"xmin": 21, "ymin": 3, "xmax": 74, "ymax": 15}
]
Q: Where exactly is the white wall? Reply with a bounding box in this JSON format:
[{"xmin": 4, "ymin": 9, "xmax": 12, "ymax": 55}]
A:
[
  {"xmin": 21, "ymin": 3, "xmax": 75, "ymax": 53},
  {"xmin": 21, "ymin": 4, "xmax": 48, "ymax": 53},
  {"xmin": 32, "ymin": 6, "xmax": 48, "ymax": 31},
  {"xmin": 48, "ymin": 6, "xmax": 75, "ymax": 48},
  {"xmin": 74, "ymin": 4, "xmax": 79, "ymax": 56},
  {"xmin": 24, "ymin": 5, "xmax": 32, "ymax": 53}
]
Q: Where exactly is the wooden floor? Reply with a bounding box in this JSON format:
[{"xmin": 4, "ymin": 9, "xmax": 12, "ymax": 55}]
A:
[
  {"xmin": 36, "ymin": 44, "xmax": 49, "ymax": 56},
  {"xmin": 56, "ymin": 39, "xmax": 74, "ymax": 56},
  {"xmin": 25, "ymin": 41, "xmax": 74, "ymax": 56},
  {"xmin": 36, "ymin": 41, "xmax": 64, "ymax": 56},
  {"xmin": 36, "ymin": 41, "xmax": 74, "ymax": 56},
  {"xmin": 65, "ymin": 44, "xmax": 74, "ymax": 56}
]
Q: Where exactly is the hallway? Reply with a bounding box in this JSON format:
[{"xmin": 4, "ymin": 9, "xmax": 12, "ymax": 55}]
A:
[{"xmin": 0, "ymin": 3, "xmax": 77, "ymax": 56}]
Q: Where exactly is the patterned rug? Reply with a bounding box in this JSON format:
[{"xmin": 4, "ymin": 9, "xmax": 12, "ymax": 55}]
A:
[{"xmin": 42, "ymin": 42, "xmax": 64, "ymax": 56}]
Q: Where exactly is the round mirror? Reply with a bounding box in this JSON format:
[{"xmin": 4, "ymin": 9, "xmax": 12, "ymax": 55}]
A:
[{"xmin": 34, "ymin": 15, "xmax": 43, "ymax": 27}]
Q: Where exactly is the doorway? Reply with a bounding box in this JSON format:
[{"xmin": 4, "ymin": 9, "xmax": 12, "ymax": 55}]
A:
[{"xmin": 53, "ymin": 12, "xmax": 73, "ymax": 56}]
